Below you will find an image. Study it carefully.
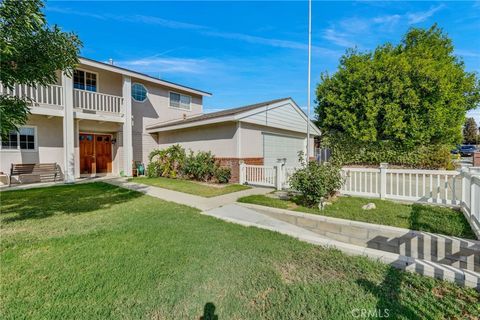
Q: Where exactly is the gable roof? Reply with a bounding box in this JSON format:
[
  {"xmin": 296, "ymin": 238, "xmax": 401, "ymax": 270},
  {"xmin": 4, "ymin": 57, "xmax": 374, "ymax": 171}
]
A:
[
  {"xmin": 146, "ymin": 97, "xmax": 321, "ymax": 135},
  {"xmin": 79, "ymin": 57, "xmax": 212, "ymax": 97},
  {"xmin": 147, "ymin": 97, "xmax": 290, "ymax": 130}
]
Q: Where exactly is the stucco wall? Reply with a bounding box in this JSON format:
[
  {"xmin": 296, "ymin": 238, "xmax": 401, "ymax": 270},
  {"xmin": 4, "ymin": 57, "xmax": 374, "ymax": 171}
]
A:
[
  {"xmin": 0, "ymin": 115, "xmax": 64, "ymax": 175},
  {"xmin": 157, "ymin": 122, "xmax": 237, "ymax": 158},
  {"xmin": 131, "ymin": 78, "xmax": 203, "ymax": 135}
]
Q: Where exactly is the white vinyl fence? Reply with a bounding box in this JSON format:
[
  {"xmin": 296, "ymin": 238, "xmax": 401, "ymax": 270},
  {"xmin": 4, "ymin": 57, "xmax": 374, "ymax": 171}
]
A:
[{"xmin": 239, "ymin": 162, "xmax": 480, "ymax": 238}]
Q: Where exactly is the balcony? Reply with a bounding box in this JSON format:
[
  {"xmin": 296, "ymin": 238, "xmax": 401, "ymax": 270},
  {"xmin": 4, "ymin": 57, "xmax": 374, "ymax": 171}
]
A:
[
  {"xmin": 0, "ymin": 83, "xmax": 124, "ymax": 119},
  {"xmin": 0, "ymin": 83, "xmax": 64, "ymax": 109},
  {"xmin": 73, "ymin": 89, "xmax": 123, "ymax": 115}
]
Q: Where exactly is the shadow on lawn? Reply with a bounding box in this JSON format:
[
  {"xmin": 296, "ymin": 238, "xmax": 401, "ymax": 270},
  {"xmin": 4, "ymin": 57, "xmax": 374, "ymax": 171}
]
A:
[
  {"xmin": 408, "ymin": 204, "xmax": 475, "ymax": 239},
  {"xmin": 0, "ymin": 182, "xmax": 142, "ymax": 223},
  {"xmin": 200, "ymin": 302, "xmax": 218, "ymax": 320},
  {"xmin": 356, "ymin": 266, "xmax": 422, "ymax": 319}
]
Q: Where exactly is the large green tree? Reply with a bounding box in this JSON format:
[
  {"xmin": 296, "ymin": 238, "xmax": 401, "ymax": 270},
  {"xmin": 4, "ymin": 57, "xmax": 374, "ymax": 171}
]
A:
[
  {"xmin": 463, "ymin": 117, "xmax": 478, "ymax": 144},
  {"xmin": 0, "ymin": 0, "xmax": 81, "ymax": 138},
  {"xmin": 315, "ymin": 25, "xmax": 480, "ymax": 148}
]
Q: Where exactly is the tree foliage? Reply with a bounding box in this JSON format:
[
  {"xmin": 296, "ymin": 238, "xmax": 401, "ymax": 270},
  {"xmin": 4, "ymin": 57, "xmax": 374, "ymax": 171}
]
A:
[
  {"xmin": 463, "ymin": 117, "xmax": 479, "ymax": 144},
  {"xmin": 315, "ymin": 25, "xmax": 480, "ymax": 148},
  {"xmin": 0, "ymin": 0, "xmax": 81, "ymax": 137}
]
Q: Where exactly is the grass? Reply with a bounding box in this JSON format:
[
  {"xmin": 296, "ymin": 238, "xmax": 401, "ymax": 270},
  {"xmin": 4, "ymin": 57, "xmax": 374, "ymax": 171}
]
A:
[
  {"xmin": 129, "ymin": 176, "xmax": 251, "ymax": 197},
  {"xmin": 237, "ymin": 194, "xmax": 476, "ymax": 239},
  {"xmin": 1, "ymin": 183, "xmax": 479, "ymax": 319}
]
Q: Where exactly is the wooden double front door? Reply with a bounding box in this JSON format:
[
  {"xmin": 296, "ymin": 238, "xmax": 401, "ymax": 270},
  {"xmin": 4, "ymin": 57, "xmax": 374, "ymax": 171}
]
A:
[{"xmin": 79, "ymin": 133, "xmax": 112, "ymax": 174}]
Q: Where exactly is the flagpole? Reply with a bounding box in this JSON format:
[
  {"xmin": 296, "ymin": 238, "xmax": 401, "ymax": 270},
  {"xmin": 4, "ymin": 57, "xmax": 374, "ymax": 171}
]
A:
[{"xmin": 306, "ymin": 0, "xmax": 312, "ymax": 162}]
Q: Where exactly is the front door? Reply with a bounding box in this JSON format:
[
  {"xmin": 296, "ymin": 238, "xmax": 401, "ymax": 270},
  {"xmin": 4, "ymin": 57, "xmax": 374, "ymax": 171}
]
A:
[{"xmin": 79, "ymin": 133, "xmax": 112, "ymax": 175}]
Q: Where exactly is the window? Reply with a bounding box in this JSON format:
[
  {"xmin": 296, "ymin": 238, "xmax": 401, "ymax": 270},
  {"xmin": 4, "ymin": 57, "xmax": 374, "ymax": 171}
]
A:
[
  {"xmin": 132, "ymin": 83, "xmax": 148, "ymax": 102},
  {"xmin": 169, "ymin": 92, "xmax": 191, "ymax": 110},
  {"xmin": 74, "ymin": 69, "xmax": 97, "ymax": 92},
  {"xmin": 1, "ymin": 127, "xmax": 36, "ymax": 150}
]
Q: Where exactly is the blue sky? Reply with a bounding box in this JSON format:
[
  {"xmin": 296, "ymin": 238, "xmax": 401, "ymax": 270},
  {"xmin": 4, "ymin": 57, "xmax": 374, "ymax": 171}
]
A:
[{"xmin": 45, "ymin": 1, "xmax": 480, "ymax": 123}]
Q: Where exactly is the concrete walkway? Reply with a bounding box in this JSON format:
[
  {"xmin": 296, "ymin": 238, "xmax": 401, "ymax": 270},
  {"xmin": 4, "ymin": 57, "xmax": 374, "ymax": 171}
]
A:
[{"xmin": 105, "ymin": 178, "xmax": 273, "ymax": 211}]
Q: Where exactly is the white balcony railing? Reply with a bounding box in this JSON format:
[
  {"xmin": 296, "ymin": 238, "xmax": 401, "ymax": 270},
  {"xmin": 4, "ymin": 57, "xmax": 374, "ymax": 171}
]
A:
[
  {"xmin": 1, "ymin": 83, "xmax": 124, "ymax": 117},
  {"xmin": 73, "ymin": 89, "xmax": 123, "ymax": 114},
  {"xmin": 0, "ymin": 82, "xmax": 63, "ymax": 108}
]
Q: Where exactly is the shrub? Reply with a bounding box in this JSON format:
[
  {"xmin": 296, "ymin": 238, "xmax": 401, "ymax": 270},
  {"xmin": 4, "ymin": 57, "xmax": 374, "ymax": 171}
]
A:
[
  {"xmin": 183, "ymin": 150, "xmax": 217, "ymax": 181},
  {"xmin": 322, "ymin": 133, "xmax": 454, "ymax": 170},
  {"xmin": 289, "ymin": 161, "xmax": 343, "ymax": 208},
  {"xmin": 214, "ymin": 167, "xmax": 231, "ymax": 184},
  {"xmin": 146, "ymin": 145, "xmax": 186, "ymax": 178}
]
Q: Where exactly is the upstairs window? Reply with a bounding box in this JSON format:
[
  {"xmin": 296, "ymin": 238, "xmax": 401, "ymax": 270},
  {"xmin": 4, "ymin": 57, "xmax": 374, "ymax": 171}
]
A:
[
  {"xmin": 74, "ymin": 70, "xmax": 97, "ymax": 92},
  {"xmin": 1, "ymin": 127, "xmax": 36, "ymax": 150},
  {"xmin": 169, "ymin": 92, "xmax": 191, "ymax": 110},
  {"xmin": 132, "ymin": 83, "xmax": 148, "ymax": 102}
]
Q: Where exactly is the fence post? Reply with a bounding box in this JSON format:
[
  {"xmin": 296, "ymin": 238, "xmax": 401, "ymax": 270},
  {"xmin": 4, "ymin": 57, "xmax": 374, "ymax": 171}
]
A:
[
  {"xmin": 379, "ymin": 162, "xmax": 388, "ymax": 199},
  {"xmin": 460, "ymin": 167, "xmax": 468, "ymax": 206},
  {"xmin": 239, "ymin": 160, "xmax": 246, "ymax": 185},
  {"xmin": 469, "ymin": 167, "xmax": 480, "ymax": 220},
  {"xmin": 276, "ymin": 159, "xmax": 284, "ymax": 190}
]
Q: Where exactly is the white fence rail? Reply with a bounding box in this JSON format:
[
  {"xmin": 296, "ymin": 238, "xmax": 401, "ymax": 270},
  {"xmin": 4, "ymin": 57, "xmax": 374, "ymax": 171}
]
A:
[
  {"xmin": 0, "ymin": 83, "xmax": 63, "ymax": 108},
  {"xmin": 73, "ymin": 89, "xmax": 123, "ymax": 114},
  {"xmin": 341, "ymin": 166, "xmax": 462, "ymax": 205},
  {"xmin": 240, "ymin": 164, "xmax": 277, "ymax": 187},
  {"xmin": 239, "ymin": 162, "xmax": 480, "ymax": 238}
]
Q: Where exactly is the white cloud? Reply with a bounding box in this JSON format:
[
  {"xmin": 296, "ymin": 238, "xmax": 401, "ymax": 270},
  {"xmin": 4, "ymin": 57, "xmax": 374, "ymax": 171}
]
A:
[
  {"xmin": 372, "ymin": 14, "xmax": 402, "ymax": 25},
  {"xmin": 115, "ymin": 56, "xmax": 221, "ymax": 75},
  {"xmin": 45, "ymin": 6, "xmax": 337, "ymax": 57},
  {"xmin": 455, "ymin": 49, "xmax": 480, "ymax": 58},
  {"xmin": 322, "ymin": 28, "xmax": 356, "ymax": 48},
  {"xmin": 322, "ymin": 5, "xmax": 445, "ymax": 48},
  {"xmin": 407, "ymin": 4, "xmax": 445, "ymax": 24}
]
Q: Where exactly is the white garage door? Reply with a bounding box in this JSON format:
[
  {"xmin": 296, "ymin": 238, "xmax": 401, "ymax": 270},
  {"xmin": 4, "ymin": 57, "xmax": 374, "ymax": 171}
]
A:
[{"xmin": 263, "ymin": 133, "xmax": 305, "ymax": 167}]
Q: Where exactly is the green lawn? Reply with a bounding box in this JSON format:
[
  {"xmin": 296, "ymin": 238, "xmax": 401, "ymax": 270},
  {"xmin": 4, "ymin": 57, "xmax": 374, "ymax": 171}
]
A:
[
  {"xmin": 129, "ymin": 176, "xmax": 251, "ymax": 197},
  {"xmin": 1, "ymin": 183, "xmax": 478, "ymax": 319},
  {"xmin": 237, "ymin": 194, "xmax": 476, "ymax": 239}
]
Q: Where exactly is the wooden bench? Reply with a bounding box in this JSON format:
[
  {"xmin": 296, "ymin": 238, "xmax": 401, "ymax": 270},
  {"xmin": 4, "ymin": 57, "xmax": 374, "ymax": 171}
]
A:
[{"xmin": 10, "ymin": 163, "xmax": 59, "ymax": 185}]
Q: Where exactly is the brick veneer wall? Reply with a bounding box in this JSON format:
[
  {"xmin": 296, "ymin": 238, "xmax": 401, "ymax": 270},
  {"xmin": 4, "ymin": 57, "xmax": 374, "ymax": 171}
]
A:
[
  {"xmin": 474, "ymin": 152, "xmax": 480, "ymax": 167},
  {"xmin": 215, "ymin": 157, "xmax": 263, "ymax": 183}
]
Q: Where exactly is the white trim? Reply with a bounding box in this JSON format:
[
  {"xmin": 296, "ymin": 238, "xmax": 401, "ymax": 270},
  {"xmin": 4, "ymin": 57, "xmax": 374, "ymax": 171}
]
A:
[
  {"xmin": 236, "ymin": 98, "xmax": 321, "ymax": 135},
  {"xmin": 236, "ymin": 121, "xmax": 242, "ymax": 158},
  {"xmin": 79, "ymin": 58, "xmax": 212, "ymax": 97},
  {"xmin": 73, "ymin": 68, "xmax": 99, "ymax": 93},
  {"xmin": 168, "ymin": 91, "xmax": 192, "ymax": 111},
  {"xmin": 0, "ymin": 125, "xmax": 38, "ymax": 152},
  {"xmin": 146, "ymin": 115, "xmax": 235, "ymax": 133},
  {"xmin": 131, "ymin": 82, "xmax": 148, "ymax": 103},
  {"xmin": 146, "ymin": 98, "xmax": 321, "ymax": 135}
]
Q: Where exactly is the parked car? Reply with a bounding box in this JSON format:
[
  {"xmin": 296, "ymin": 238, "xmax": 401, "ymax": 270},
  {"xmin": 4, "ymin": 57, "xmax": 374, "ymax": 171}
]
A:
[
  {"xmin": 451, "ymin": 146, "xmax": 460, "ymax": 154},
  {"xmin": 458, "ymin": 145, "xmax": 477, "ymax": 157}
]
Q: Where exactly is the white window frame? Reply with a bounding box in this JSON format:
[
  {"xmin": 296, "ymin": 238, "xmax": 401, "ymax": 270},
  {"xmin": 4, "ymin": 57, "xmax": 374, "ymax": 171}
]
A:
[
  {"xmin": 73, "ymin": 68, "xmax": 99, "ymax": 92},
  {"xmin": 169, "ymin": 91, "xmax": 192, "ymax": 111},
  {"xmin": 0, "ymin": 125, "xmax": 37, "ymax": 152},
  {"xmin": 131, "ymin": 82, "xmax": 148, "ymax": 103}
]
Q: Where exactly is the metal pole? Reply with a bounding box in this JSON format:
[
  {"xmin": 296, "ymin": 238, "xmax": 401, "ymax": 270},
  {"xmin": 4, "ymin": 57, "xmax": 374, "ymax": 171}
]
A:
[{"xmin": 306, "ymin": 0, "xmax": 312, "ymax": 162}]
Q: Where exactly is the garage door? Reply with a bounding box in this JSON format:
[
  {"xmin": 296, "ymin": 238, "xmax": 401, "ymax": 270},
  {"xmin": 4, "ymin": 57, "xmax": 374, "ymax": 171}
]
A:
[{"xmin": 263, "ymin": 133, "xmax": 305, "ymax": 167}]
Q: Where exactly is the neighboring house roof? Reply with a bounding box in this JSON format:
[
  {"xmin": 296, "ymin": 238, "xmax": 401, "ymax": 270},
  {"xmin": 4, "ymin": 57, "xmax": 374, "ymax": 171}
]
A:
[
  {"xmin": 79, "ymin": 57, "xmax": 212, "ymax": 97},
  {"xmin": 146, "ymin": 97, "xmax": 321, "ymax": 135}
]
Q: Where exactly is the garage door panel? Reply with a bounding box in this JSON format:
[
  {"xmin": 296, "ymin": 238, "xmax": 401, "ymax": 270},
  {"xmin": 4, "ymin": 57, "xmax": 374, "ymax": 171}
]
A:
[{"xmin": 263, "ymin": 133, "xmax": 304, "ymax": 166}]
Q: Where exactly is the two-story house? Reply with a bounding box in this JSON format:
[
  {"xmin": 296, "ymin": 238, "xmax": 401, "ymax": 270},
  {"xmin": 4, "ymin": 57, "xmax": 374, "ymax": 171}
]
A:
[{"xmin": 0, "ymin": 57, "xmax": 320, "ymax": 183}]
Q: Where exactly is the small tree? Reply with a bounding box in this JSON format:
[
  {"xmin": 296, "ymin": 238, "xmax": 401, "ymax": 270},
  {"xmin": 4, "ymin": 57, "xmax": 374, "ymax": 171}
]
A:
[
  {"xmin": 463, "ymin": 117, "xmax": 478, "ymax": 144},
  {"xmin": 0, "ymin": 0, "xmax": 82, "ymax": 137}
]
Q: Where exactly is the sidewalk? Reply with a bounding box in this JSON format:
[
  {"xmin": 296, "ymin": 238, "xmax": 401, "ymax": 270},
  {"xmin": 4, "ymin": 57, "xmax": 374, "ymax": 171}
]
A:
[{"xmin": 105, "ymin": 178, "xmax": 273, "ymax": 211}]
